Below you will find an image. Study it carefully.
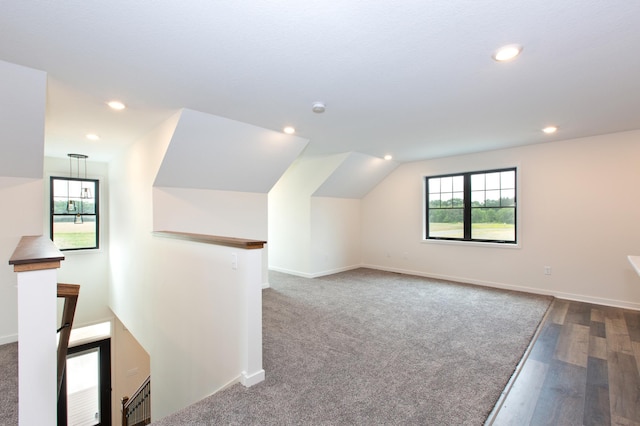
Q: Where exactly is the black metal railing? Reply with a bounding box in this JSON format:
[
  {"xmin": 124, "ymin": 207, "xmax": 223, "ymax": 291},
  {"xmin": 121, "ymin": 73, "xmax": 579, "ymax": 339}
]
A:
[{"xmin": 122, "ymin": 376, "xmax": 151, "ymax": 426}]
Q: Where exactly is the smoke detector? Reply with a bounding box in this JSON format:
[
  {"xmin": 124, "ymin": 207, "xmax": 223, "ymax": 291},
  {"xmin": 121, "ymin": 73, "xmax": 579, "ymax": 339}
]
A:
[{"xmin": 312, "ymin": 102, "xmax": 326, "ymax": 113}]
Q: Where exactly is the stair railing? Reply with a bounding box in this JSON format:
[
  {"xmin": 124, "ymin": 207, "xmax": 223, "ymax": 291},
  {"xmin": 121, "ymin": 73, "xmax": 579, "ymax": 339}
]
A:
[
  {"xmin": 122, "ymin": 375, "xmax": 151, "ymax": 426},
  {"xmin": 57, "ymin": 283, "xmax": 80, "ymax": 398}
]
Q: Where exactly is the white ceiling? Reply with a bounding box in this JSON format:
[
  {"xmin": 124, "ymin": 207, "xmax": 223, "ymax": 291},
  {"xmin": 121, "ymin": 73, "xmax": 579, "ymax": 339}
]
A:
[{"xmin": 1, "ymin": 1, "xmax": 639, "ymax": 163}]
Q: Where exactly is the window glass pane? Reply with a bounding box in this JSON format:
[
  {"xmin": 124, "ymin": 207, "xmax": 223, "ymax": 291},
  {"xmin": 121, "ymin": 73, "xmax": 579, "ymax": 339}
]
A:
[
  {"xmin": 53, "ymin": 179, "xmax": 71, "ymax": 214},
  {"xmin": 485, "ymin": 172, "xmax": 500, "ymax": 190},
  {"xmin": 452, "ymin": 192, "xmax": 464, "ymax": 207},
  {"xmin": 68, "ymin": 180, "xmax": 82, "ymax": 197},
  {"xmin": 452, "ymin": 175, "xmax": 464, "ymax": 192},
  {"xmin": 429, "ymin": 193, "xmax": 441, "ymax": 208},
  {"xmin": 471, "ymin": 174, "xmax": 485, "ymax": 190},
  {"xmin": 53, "ymin": 198, "xmax": 70, "ymax": 214},
  {"xmin": 429, "ymin": 209, "xmax": 463, "ymax": 238},
  {"xmin": 441, "ymin": 191, "xmax": 453, "ymax": 207},
  {"xmin": 428, "ymin": 178, "xmax": 440, "ymax": 193},
  {"xmin": 501, "ymin": 189, "xmax": 515, "ymax": 206},
  {"xmin": 440, "ymin": 176, "xmax": 453, "ymax": 192},
  {"xmin": 79, "ymin": 199, "xmax": 96, "ymax": 215},
  {"xmin": 471, "ymin": 208, "xmax": 515, "ymax": 241},
  {"xmin": 53, "ymin": 179, "xmax": 69, "ymax": 197},
  {"xmin": 501, "ymin": 170, "xmax": 515, "ymax": 189},
  {"xmin": 53, "ymin": 217, "xmax": 97, "ymax": 250},
  {"xmin": 485, "ymin": 190, "xmax": 500, "ymax": 207},
  {"xmin": 67, "ymin": 348, "xmax": 101, "ymax": 426},
  {"xmin": 471, "ymin": 191, "xmax": 485, "ymax": 206}
]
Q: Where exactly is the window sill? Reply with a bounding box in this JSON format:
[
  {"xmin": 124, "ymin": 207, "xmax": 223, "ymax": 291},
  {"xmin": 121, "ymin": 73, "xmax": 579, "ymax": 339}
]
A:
[
  {"xmin": 422, "ymin": 238, "xmax": 520, "ymax": 249},
  {"xmin": 60, "ymin": 247, "xmax": 104, "ymax": 255}
]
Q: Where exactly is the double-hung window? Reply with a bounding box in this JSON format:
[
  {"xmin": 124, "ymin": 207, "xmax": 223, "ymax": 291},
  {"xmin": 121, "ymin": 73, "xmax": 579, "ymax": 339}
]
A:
[
  {"xmin": 50, "ymin": 177, "xmax": 99, "ymax": 250},
  {"xmin": 425, "ymin": 167, "xmax": 517, "ymax": 243}
]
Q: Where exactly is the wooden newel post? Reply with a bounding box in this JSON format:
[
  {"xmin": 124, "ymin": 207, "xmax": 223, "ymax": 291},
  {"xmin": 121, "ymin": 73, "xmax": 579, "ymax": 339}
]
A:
[{"xmin": 121, "ymin": 396, "xmax": 130, "ymax": 426}]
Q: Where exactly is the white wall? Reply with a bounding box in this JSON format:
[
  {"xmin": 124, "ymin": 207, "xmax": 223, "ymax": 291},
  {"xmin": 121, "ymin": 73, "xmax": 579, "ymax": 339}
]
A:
[
  {"xmin": 44, "ymin": 157, "xmax": 112, "ymax": 327},
  {"xmin": 153, "ymin": 187, "xmax": 269, "ymax": 285},
  {"xmin": 270, "ymin": 152, "xmax": 397, "ymax": 277},
  {"xmin": 0, "ymin": 60, "xmax": 47, "ymax": 344},
  {"xmin": 111, "ymin": 307, "xmax": 150, "ymax": 423},
  {"xmin": 362, "ymin": 130, "xmax": 640, "ymax": 309},
  {"xmin": 109, "ymin": 111, "xmax": 270, "ymax": 420},
  {"xmin": 268, "ymin": 155, "xmax": 343, "ymax": 276},
  {"xmin": 0, "ymin": 60, "xmax": 46, "ymax": 178},
  {"xmin": 148, "ymin": 237, "xmax": 247, "ymax": 418},
  {"xmin": 109, "ymin": 114, "xmax": 179, "ymax": 351},
  {"xmin": 153, "ymin": 188, "xmax": 266, "ymax": 239},
  {"xmin": 310, "ymin": 197, "xmax": 362, "ymax": 275},
  {"xmin": 0, "ymin": 177, "xmax": 44, "ymax": 343}
]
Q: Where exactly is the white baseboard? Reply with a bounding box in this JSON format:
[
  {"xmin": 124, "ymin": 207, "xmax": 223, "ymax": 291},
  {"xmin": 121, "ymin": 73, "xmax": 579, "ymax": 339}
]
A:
[
  {"xmin": 269, "ymin": 264, "xmax": 362, "ymax": 279},
  {"xmin": 268, "ymin": 266, "xmax": 314, "ymax": 278},
  {"xmin": 0, "ymin": 334, "xmax": 18, "ymax": 345},
  {"xmin": 212, "ymin": 375, "xmax": 242, "ymax": 394},
  {"xmin": 362, "ymin": 263, "xmax": 640, "ymax": 311},
  {"xmin": 262, "ymin": 282, "xmax": 270, "ymax": 289},
  {"xmin": 197, "ymin": 374, "xmax": 242, "ymax": 403},
  {"xmin": 306, "ymin": 264, "xmax": 361, "ymax": 278},
  {"xmin": 240, "ymin": 369, "xmax": 265, "ymax": 387}
]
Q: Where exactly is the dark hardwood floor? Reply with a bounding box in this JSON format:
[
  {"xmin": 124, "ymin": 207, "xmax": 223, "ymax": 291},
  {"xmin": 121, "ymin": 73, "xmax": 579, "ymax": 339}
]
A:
[{"xmin": 489, "ymin": 299, "xmax": 640, "ymax": 426}]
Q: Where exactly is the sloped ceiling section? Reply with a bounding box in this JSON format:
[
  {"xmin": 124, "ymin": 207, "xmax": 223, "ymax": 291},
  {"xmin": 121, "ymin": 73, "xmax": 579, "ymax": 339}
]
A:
[
  {"xmin": 0, "ymin": 60, "xmax": 46, "ymax": 178},
  {"xmin": 154, "ymin": 108, "xmax": 309, "ymax": 193},
  {"xmin": 313, "ymin": 152, "xmax": 398, "ymax": 199}
]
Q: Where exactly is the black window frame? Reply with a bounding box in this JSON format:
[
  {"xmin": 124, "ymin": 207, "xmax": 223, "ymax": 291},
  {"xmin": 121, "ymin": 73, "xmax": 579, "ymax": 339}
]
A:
[
  {"xmin": 425, "ymin": 167, "xmax": 517, "ymax": 244},
  {"xmin": 50, "ymin": 176, "xmax": 100, "ymax": 251}
]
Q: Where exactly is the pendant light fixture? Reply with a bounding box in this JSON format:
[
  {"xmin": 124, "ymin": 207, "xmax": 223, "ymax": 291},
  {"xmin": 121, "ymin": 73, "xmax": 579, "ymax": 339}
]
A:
[{"xmin": 67, "ymin": 153, "xmax": 90, "ymax": 224}]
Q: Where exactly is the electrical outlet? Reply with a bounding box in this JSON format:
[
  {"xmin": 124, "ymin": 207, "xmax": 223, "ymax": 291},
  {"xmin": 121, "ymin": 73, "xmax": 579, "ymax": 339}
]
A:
[{"xmin": 544, "ymin": 266, "xmax": 552, "ymax": 275}]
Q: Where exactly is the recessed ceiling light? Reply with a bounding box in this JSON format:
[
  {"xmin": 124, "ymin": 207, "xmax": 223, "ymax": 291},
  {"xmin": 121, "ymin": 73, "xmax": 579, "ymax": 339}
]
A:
[
  {"xmin": 86, "ymin": 134, "xmax": 100, "ymax": 141},
  {"xmin": 384, "ymin": 154, "xmax": 393, "ymax": 161},
  {"xmin": 492, "ymin": 44, "xmax": 523, "ymax": 62},
  {"xmin": 542, "ymin": 126, "xmax": 558, "ymax": 134},
  {"xmin": 283, "ymin": 126, "xmax": 295, "ymax": 134},
  {"xmin": 107, "ymin": 100, "xmax": 126, "ymax": 110}
]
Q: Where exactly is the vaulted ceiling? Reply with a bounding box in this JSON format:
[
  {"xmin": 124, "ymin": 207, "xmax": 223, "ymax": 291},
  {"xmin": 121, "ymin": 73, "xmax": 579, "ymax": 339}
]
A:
[{"xmin": 1, "ymin": 1, "xmax": 639, "ymax": 163}]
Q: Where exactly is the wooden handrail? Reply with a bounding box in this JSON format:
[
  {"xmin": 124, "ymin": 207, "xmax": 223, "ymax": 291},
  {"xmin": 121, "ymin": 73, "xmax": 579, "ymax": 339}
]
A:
[
  {"xmin": 57, "ymin": 283, "xmax": 80, "ymax": 397},
  {"xmin": 8, "ymin": 235, "xmax": 65, "ymax": 272},
  {"xmin": 153, "ymin": 230, "xmax": 266, "ymax": 249}
]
